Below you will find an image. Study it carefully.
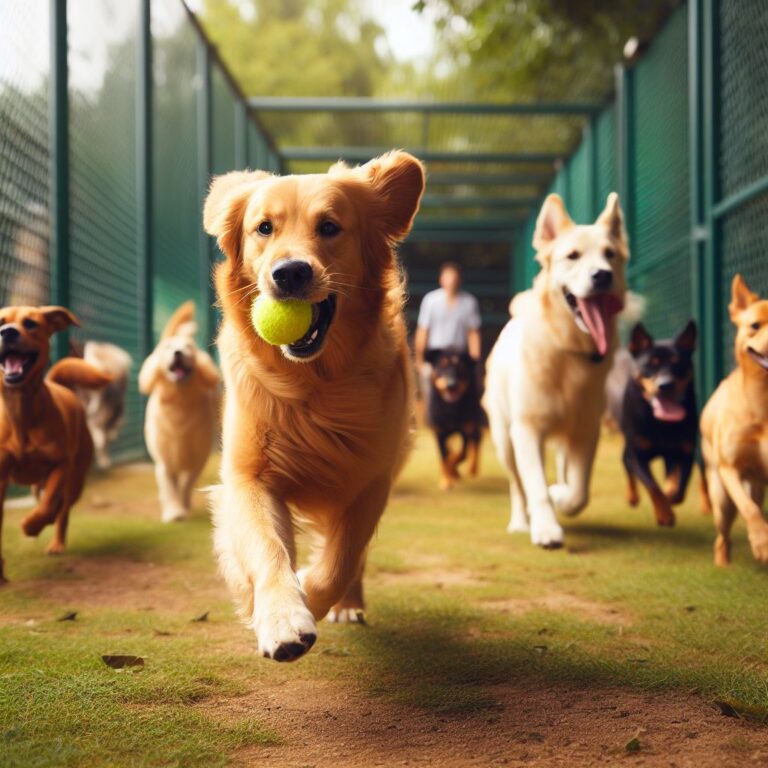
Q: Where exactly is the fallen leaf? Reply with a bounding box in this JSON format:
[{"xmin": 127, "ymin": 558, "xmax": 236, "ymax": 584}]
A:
[
  {"xmin": 625, "ymin": 735, "xmax": 641, "ymax": 752},
  {"xmin": 101, "ymin": 655, "xmax": 144, "ymax": 671},
  {"xmin": 57, "ymin": 611, "xmax": 77, "ymax": 622},
  {"xmin": 191, "ymin": 611, "xmax": 209, "ymax": 623}
]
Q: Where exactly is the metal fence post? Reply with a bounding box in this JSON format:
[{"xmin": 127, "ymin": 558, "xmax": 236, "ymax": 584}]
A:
[
  {"xmin": 587, "ymin": 115, "xmax": 599, "ymax": 220},
  {"xmin": 615, "ymin": 64, "xmax": 635, "ymax": 245},
  {"xmin": 701, "ymin": 0, "xmax": 722, "ymax": 396},
  {"xmin": 234, "ymin": 98, "xmax": 248, "ymax": 169},
  {"xmin": 196, "ymin": 37, "xmax": 213, "ymax": 348},
  {"xmin": 137, "ymin": 0, "xmax": 154, "ymax": 359},
  {"xmin": 49, "ymin": 0, "xmax": 70, "ymax": 361}
]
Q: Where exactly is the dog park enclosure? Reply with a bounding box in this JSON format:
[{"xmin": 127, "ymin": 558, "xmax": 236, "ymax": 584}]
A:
[{"xmin": 1, "ymin": 0, "xmax": 766, "ymax": 460}]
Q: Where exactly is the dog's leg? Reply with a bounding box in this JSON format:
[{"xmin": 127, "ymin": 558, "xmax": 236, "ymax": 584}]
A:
[
  {"xmin": 717, "ymin": 466, "xmax": 768, "ymax": 563},
  {"xmin": 436, "ymin": 431, "xmax": 455, "ymax": 490},
  {"xmin": 212, "ymin": 480, "xmax": 317, "ymax": 661},
  {"xmin": 664, "ymin": 455, "xmax": 694, "ymax": 505},
  {"xmin": 708, "ymin": 468, "xmax": 737, "ymax": 566},
  {"xmin": 489, "ymin": 414, "xmax": 528, "ymax": 532},
  {"xmin": 21, "ymin": 464, "xmax": 69, "ymax": 537},
  {"xmin": 327, "ymin": 551, "xmax": 367, "ymax": 624},
  {"xmin": 622, "ymin": 446, "xmax": 640, "ymax": 506},
  {"xmin": 155, "ymin": 463, "xmax": 186, "ymax": 523},
  {"xmin": 549, "ymin": 428, "xmax": 600, "ymax": 518},
  {"xmin": 698, "ymin": 459, "xmax": 713, "ymax": 516},
  {"xmin": 511, "ymin": 422, "xmax": 563, "ymax": 548},
  {"xmin": 300, "ymin": 475, "xmax": 389, "ymax": 621},
  {"xmin": 92, "ymin": 426, "xmax": 111, "ymax": 470},
  {"xmin": 624, "ymin": 448, "xmax": 674, "ymax": 526},
  {"xmin": 178, "ymin": 470, "xmax": 195, "ymax": 515},
  {"xmin": 466, "ymin": 430, "xmax": 480, "ymax": 478}
]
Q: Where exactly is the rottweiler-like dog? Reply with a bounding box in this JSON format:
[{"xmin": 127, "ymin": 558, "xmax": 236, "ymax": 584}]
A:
[
  {"xmin": 425, "ymin": 348, "xmax": 483, "ymax": 489},
  {"xmin": 611, "ymin": 320, "xmax": 699, "ymax": 527}
]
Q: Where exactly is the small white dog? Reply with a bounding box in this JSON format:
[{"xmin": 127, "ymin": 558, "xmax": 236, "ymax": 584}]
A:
[{"xmin": 139, "ymin": 302, "xmax": 219, "ymax": 522}]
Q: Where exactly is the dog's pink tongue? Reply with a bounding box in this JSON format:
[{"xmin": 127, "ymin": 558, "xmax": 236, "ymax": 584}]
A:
[
  {"xmin": 651, "ymin": 397, "xmax": 686, "ymax": 422},
  {"xmin": 3, "ymin": 355, "xmax": 23, "ymax": 376},
  {"xmin": 575, "ymin": 295, "xmax": 623, "ymax": 356}
]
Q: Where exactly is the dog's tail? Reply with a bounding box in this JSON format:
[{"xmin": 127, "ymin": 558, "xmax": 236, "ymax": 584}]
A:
[
  {"xmin": 160, "ymin": 300, "xmax": 197, "ymax": 341},
  {"xmin": 47, "ymin": 359, "xmax": 113, "ymax": 390}
]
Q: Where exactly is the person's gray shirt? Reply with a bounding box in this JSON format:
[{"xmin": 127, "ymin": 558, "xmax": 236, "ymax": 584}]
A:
[{"xmin": 417, "ymin": 288, "xmax": 481, "ymax": 351}]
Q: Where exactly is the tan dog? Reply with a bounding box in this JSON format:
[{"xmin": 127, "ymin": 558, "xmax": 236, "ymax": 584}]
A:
[
  {"xmin": 203, "ymin": 150, "xmax": 423, "ymax": 661},
  {"xmin": 0, "ymin": 306, "xmax": 112, "ymax": 580},
  {"xmin": 139, "ymin": 302, "xmax": 219, "ymax": 523},
  {"xmin": 484, "ymin": 193, "xmax": 628, "ymax": 548},
  {"xmin": 701, "ymin": 275, "xmax": 768, "ymax": 566}
]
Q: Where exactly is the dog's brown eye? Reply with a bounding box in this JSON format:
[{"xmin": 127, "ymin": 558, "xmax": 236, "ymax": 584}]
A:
[
  {"xmin": 751, "ymin": 321, "xmax": 761, "ymax": 331},
  {"xmin": 318, "ymin": 220, "xmax": 340, "ymax": 237},
  {"xmin": 22, "ymin": 318, "xmax": 38, "ymax": 330},
  {"xmin": 604, "ymin": 248, "xmax": 616, "ymax": 260},
  {"xmin": 256, "ymin": 220, "xmax": 273, "ymax": 236},
  {"xmin": 567, "ymin": 250, "xmax": 580, "ymax": 261}
]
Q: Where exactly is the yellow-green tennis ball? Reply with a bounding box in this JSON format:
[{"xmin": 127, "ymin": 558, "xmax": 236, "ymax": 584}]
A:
[{"xmin": 250, "ymin": 296, "xmax": 312, "ymax": 346}]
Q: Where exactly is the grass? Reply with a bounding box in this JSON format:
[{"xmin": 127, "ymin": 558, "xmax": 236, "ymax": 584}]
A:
[{"xmin": 1, "ymin": 431, "xmax": 767, "ymax": 766}]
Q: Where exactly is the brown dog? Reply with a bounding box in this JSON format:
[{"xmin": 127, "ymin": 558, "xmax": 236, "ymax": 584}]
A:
[
  {"xmin": 0, "ymin": 306, "xmax": 112, "ymax": 580},
  {"xmin": 701, "ymin": 275, "xmax": 768, "ymax": 566},
  {"xmin": 203, "ymin": 151, "xmax": 423, "ymax": 661}
]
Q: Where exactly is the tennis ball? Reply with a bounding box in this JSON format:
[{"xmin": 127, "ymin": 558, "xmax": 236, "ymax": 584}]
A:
[{"xmin": 250, "ymin": 296, "xmax": 312, "ymax": 346}]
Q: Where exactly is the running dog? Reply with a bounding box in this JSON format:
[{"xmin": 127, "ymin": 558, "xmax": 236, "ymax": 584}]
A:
[
  {"xmin": 203, "ymin": 150, "xmax": 423, "ymax": 661},
  {"xmin": 609, "ymin": 321, "xmax": 699, "ymax": 526},
  {"xmin": 484, "ymin": 193, "xmax": 628, "ymax": 548},
  {"xmin": 701, "ymin": 274, "xmax": 768, "ymax": 566},
  {"xmin": 425, "ymin": 348, "xmax": 482, "ymax": 489},
  {"xmin": 0, "ymin": 306, "xmax": 112, "ymax": 580},
  {"xmin": 139, "ymin": 302, "xmax": 219, "ymax": 523}
]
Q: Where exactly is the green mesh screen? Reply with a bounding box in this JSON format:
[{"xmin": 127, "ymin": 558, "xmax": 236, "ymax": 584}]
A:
[
  {"xmin": 0, "ymin": 1, "xmax": 51, "ymax": 308},
  {"xmin": 630, "ymin": 5, "xmax": 690, "ymax": 339},
  {"xmin": 152, "ymin": 0, "xmax": 203, "ymax": 342},
  {"xmin": 68, "ymin": 0, "xmax": 143, "ymax": 460},
  {"xmin": 247, "ymin": 122, "xmax": 269, "ymax": 170},
  {"xmin": 212, "ymin": 68, "xmax": 236, "ymax": 176},
  {"xmin": 565, "ymin": 138, "xmax": 592, "ymax": 224},
  {"xmin": 595, "ymin": 104, "xmax": 617, "ymax": 205}
]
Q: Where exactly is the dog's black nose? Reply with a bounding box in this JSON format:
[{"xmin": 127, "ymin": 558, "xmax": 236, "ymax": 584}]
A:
[
  {"xmin": 658, "ymin": 379, "xmax": 675, "ymax": 394},
  {"xmin": 271, "ymin": 260, "xmax": 313, "ymax": 296},
  {"xmin": 591, "ymin": 269, "xmax": 613, "ymax": 291},
  {"xmin": 0, "ymin": 325, "xmax": 20, "ymax": 343}
]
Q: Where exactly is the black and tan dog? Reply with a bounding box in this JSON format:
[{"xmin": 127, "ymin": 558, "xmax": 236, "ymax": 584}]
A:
[
  {"xmin": 425, "ymin": 348, "xmax": 482, "ymax": 489},
  {"xmin": 0, "ymin": 306, "xmax": 112, "ymax": 580},
  {"xmin": 609, "ymin": 320, "xmax": 699, "ymax": 526}
]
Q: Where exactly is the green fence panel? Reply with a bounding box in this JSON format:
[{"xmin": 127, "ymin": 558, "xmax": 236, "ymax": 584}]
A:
[
  {"xmin": 152, "ymin": 0, "xmax": 203, "ymax": 343},
  {"xmin": 595, "ymin": 103, "xmax": 617, "ymax": 206},
  {"xmin": 212, "ymin": 67, "xmax": 236, "ymax": 177},
  {"xmin": 0, "ymin": 1, "xmax": 51, "ymax": 308},
  {"xmin": 68, "ymin": 0, "xmax": 143, "ymax": 461},
  {"xmin": 717, "ymin": 0, "xmax": 768, "ymax": 371},
  {"xmin": 565, "ymin": 139, "xmax": 592, "ymax": 224},
  {"xmin": 630, "ymin": 5, "xmax": 691, "ymax": 340}
]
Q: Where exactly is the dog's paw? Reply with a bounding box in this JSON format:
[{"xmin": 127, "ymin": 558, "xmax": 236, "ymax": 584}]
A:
[
  {"xmin": 253, "ymin": 600, "xmax": 318, "ymax": 662},
  {"xmin": 507, "ymin": 515, "xmax": 530, "ymax": 534},
  {"xmin": 20, "ymin": 511, "xmax": 51, "ymax": 538},
  {"xmin": 748, "ymin": 524, "xmax": 768, "ymax": 564},
  {"xmin": 529, "ymin": 507, "xmax": 564, "ymax": 549},
  {"xmin": 327, "ymin": 607, "xmax": 366, "ymax": 624},
  {"xmin": 45, "ymin": 539, "xmax": 66, "ymax": 556},
  {"xmin": 161, "ymin": 506, "xmax": 188, "ymax": 524}
]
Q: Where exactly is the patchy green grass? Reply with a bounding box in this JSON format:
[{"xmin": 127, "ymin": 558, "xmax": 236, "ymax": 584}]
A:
[{"xmin": 1, "ymin": 431, "xmax": 767, "ymax": 766}]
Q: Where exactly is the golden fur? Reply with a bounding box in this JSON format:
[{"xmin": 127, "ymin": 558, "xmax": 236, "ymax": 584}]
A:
[
  {"xmin": 701, "ymin": 274, "xmax": 768, "ymax": 565},
  {"xmin": 0, "ymin": 306, "xmax": 112, "ymax": 580},
  {"xmin": 139, "ymin": 302, "xmax": 219, "ymax": 523},
  {"xmin": 484, "ymin": 193, "xmax": 628, "ymax": 548},
  {"xmin": 203, "ymin": 150, "xmax": 424, "ymax": 661}
]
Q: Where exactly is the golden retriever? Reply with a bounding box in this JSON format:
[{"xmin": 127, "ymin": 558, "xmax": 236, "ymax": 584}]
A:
[
  {"xmin": 203, "ymin": 150, "xmax": 424, "ymax": 661},
  {"xmin": 484, "ymin": 193, "xmax": 628, "ymax": 548},
  {"xmin": 139, "ymin": 302, "xmax": 219, "ymax": 523},
  {"xmin": 701, "ymin": 274, "xmax": 768, "ymax": 566}
]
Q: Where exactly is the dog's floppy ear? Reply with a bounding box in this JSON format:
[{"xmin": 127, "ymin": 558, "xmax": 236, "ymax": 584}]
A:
[
  {"xmin": 596, "ymin": 192, "xmax": 627, "ymax": 244},
  {"xmin": 628, "ymin": 322, "xmax": 653, "ymax": 357},
  {"xmin": 674, "ymin": 320, "xmax": 697, "ymax": 353},
  {"xmin": 533, "ymin": 194, "xmax": 573, "ymax": 254},
  {"xmin": 138, "ymin": 351, "xmax": 160, "ymax": 396},
  {"xmin": 360, "ymin": 150, "xmax": 425, "ymax": 241},
  {"xmin": 41, "ymin": 306, "xmax": 80, "ymax": 334},
  {"xmin": 203, "ymin": 170, "xmax": 271, "ymax": 261},
  {"xmin": 729, "ymin": 273, "xmax": 758, "ymax": 320}
]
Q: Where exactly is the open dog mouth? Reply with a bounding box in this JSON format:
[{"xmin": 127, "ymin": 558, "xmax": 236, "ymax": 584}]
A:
[
  {"xmin": 283, "ymin": 294, "xmax": 337, "ymax": 360},
  {"xmin": 650, "ymin": 395, "xmax": 686, "ymax": 422},
  {"xmin": 563, "ymin": 289, "xmax": 623, "ymax": 356},
  {"xmin": 0, "ymin": 349, "xmax": 38, "ymax": 385},
  {"xmin": 168, "ymin": 359, "xmax": 192, "ymax": 382},
  {"xmin": 747, "ymin": 347, "xmax": 768, "ymax": 371}
]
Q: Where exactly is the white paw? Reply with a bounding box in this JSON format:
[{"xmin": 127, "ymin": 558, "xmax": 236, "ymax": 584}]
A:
[
  {"xmin": 507, "ymin": 516, "xmax": 530, "ymax": 534},
  {"xmin": 529, "ymin": 505, "xmax": 564, "ymax": 549},
  {"xmin": 252, "ymin": 597, "xmax": 318, "ymax": 662},
  {"xmin": 327, "ymin": 607, "xmax": 366, "ymax": 624},
  {"xmin": 161, "ymin": 505, "xmax": 188, "ymax": 523}
]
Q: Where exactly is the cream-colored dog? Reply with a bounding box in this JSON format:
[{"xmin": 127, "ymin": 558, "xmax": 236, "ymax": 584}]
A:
[
  {"xmin": 139, "ymin": 302, "xmax": 219, "ymax": 522},
  {"xmin": 484, "ymin": 193, "xmax": 628, "ymax": 548}
]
